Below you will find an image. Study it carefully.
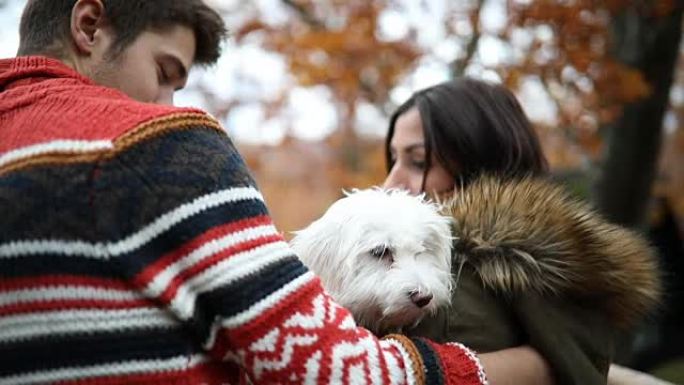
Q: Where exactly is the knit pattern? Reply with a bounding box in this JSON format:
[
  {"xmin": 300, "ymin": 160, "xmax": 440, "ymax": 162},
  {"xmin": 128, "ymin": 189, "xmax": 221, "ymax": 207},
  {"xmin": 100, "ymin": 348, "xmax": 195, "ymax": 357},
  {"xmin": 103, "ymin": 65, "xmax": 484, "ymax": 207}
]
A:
[{"xmin": 0, "ymin": 56, "xmax": 487, "ymax": 385}]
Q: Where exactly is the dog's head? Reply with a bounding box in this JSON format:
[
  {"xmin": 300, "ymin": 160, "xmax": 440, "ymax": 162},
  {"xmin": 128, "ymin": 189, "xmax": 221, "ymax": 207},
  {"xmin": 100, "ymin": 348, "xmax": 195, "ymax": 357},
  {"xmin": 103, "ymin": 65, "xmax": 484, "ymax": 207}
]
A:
[{"xmin": 291, "ymin": 188, "xmax": 453, "ymax": 335}]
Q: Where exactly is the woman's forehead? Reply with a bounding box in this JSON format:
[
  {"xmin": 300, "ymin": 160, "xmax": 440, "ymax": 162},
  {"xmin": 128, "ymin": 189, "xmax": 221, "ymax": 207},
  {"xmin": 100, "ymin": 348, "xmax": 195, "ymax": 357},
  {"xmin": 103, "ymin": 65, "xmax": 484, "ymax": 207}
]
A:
[{"xmin": 392, "ymin": 108, "xmax": 424, "ymax": 148}]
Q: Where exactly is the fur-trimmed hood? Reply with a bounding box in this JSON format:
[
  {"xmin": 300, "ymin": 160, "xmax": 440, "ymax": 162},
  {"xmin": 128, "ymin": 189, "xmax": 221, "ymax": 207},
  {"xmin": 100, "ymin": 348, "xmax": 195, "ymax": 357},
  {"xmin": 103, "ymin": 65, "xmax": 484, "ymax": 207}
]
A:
[{"xmin": 444, "ymin": 176, "xmax": 661, "ymax": 330}]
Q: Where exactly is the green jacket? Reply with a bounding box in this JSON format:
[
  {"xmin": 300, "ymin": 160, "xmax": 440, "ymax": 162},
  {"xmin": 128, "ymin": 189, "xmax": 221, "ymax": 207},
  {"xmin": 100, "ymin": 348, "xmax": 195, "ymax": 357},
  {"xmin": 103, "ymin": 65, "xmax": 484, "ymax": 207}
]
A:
[
  {"xmin": 408, "ymin": 177, "xmax": 660, "ymax": 385},
  {"xmin": 408, "ymin": 265, "xmax": 614, "ymax": 385}
]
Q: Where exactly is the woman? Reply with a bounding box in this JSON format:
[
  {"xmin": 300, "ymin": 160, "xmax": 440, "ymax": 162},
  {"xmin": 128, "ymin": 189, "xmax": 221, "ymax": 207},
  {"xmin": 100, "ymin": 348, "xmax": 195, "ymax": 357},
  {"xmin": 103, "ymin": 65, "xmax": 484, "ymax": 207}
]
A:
[{"xmin": 383, "ymin": 79, "xmax": 662, "ymax": 385}]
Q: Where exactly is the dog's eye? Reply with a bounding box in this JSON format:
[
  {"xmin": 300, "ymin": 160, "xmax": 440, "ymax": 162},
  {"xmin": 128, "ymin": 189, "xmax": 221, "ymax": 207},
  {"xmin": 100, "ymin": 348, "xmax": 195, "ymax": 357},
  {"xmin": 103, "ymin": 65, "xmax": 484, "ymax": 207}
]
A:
[{"xmin": 370, "ymin": 245, "xmax": 393, "ymax": 261}]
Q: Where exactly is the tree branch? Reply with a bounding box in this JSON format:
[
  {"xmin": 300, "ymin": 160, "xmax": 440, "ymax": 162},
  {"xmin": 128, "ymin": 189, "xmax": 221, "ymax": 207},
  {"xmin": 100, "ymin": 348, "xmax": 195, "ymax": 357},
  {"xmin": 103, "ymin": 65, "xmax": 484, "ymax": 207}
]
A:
[
  {"xmin": 281, "ymin": 0, "xmax": 325, "ymax": 29},
  {"xmin": 452, "ymin": 0, "xmax": 485, "ymax": 77}
]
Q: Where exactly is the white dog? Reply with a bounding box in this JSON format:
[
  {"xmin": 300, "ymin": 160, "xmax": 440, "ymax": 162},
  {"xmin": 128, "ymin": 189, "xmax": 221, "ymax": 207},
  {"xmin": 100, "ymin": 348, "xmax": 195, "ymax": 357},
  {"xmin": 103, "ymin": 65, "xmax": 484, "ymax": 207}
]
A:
[{"xmin": 291, "ymin": 188, "xmax": 453, "ymax": 335}]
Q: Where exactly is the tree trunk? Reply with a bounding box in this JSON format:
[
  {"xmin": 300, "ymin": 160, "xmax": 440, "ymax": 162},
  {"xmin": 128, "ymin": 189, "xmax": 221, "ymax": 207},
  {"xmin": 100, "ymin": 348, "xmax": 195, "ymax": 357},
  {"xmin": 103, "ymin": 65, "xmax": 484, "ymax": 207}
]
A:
[{"xmin": 594, "ymin": 6, "xmax": 683, "ymax": 229}]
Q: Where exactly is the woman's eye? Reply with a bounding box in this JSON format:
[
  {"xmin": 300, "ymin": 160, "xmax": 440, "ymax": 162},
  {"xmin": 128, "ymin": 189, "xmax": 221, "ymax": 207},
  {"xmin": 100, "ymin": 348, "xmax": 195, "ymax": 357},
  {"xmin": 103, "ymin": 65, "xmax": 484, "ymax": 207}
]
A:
[
  {"xmin": 411, "ymin": 160, "xmax": 427, "ymax": 170},
  {"xmin": 370, "ymin": 245, "xmax": 393, "ymax": 261}
]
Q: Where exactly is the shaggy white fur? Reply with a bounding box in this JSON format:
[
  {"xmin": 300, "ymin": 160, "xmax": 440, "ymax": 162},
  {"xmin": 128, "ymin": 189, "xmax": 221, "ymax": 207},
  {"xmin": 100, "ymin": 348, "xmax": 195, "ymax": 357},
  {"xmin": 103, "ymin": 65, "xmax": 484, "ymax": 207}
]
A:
[{"xmin": 291, "ymin": 188, "xmax": 453, "ymax": 335}]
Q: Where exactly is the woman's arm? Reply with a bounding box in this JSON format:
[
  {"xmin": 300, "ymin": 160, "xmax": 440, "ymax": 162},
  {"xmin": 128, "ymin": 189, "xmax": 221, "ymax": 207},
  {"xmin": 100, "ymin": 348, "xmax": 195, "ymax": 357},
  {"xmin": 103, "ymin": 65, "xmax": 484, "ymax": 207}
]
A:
[
  {"xmin": 480, "ymin": 347, "xmax": 677, "ymax": 385},
  {"xmin": 480, "ymin": 346, "xmax": 554, "ymax": 385},
  {"xmin": 608, "ymin": 365, "xmax": 675, "ymax": 385}
]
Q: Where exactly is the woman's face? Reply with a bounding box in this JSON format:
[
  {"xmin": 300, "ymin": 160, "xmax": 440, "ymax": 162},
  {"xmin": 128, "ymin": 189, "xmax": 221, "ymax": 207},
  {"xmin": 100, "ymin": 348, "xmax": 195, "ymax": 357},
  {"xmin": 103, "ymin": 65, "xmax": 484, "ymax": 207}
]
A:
[{"xmin": 383, "ymin": 107, "xmax": 454, "ymax": 196}]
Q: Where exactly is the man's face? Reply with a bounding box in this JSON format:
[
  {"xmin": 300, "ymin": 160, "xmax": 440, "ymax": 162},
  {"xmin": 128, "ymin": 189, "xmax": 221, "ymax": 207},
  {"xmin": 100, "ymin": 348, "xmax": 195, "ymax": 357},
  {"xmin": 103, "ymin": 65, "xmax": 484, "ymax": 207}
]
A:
[{"xmin": 85, "ymin": 25, "xmax": 196, "ymax": 105}]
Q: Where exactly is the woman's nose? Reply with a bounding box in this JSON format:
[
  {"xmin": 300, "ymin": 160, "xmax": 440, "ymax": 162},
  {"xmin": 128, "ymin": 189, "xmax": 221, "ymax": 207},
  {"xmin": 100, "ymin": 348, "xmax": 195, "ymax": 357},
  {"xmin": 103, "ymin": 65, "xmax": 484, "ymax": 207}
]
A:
[{"xmin": 383, "ymin": 165, "xmax": 405, "ymax": 190}]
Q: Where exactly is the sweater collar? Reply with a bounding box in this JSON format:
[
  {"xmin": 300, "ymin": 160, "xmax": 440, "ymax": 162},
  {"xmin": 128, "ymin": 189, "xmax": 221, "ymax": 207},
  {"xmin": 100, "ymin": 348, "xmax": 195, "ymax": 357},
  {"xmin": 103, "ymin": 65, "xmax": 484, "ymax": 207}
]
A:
[{"xmin": 0, "ymin": 56, "xmax": 95, "ymax": 91}]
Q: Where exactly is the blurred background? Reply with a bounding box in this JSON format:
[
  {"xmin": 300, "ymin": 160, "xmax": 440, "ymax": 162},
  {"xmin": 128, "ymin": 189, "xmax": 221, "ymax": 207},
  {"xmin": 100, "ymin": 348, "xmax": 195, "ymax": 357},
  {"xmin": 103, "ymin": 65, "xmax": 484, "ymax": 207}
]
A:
[{"xmin": 1, "ymin": 0, "xmax": 683, "ymax": 381}]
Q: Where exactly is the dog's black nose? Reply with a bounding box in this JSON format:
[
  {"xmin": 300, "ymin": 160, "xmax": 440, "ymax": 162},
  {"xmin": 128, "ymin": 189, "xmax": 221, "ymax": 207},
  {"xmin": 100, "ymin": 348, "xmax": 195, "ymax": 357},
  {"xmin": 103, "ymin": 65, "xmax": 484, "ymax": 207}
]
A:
[{"xmin": 410, "ymin": 292, "xmax": 433, "ymax": 308}]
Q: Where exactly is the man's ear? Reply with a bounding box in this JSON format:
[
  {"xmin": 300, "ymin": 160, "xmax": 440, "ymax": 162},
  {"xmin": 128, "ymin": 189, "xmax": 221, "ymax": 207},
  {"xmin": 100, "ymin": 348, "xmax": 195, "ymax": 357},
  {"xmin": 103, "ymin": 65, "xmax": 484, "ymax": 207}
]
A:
[{"xmin": 70, "ymin": 0, "xmax": 107, "ymax": 55}]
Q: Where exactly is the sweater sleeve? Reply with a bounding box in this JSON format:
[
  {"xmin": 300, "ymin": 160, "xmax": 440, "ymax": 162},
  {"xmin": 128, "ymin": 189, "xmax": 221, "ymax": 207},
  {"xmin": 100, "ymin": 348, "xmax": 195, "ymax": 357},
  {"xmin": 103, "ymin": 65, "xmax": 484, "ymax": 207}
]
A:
[{"xmin": 93, "ymin": 117, "xmax": 488, "ymax": 385}]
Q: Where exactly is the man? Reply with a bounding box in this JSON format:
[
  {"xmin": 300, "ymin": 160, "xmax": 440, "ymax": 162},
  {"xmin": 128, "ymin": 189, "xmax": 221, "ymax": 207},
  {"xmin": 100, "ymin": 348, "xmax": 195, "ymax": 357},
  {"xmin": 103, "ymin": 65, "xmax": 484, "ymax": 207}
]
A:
[{"xmin": 0, "ymin": 1, "xmax": 489, "ymax": 384}]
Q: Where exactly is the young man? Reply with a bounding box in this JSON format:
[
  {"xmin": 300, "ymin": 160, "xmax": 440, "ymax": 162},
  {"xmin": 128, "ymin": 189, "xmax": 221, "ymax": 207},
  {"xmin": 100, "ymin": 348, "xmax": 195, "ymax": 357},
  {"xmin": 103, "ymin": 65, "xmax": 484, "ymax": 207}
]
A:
[{"xmin": 0, "ymin": 1, "xmax": 491, "ymax": 384}]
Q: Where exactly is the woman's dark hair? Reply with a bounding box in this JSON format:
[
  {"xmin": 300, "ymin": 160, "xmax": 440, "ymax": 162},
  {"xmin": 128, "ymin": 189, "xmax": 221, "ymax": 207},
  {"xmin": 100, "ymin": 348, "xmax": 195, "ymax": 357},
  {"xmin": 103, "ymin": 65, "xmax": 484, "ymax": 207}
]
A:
[
  {"xmin": 18, "ymin": 0, "xmax": 227, "ymax": 65},
  {"xmin": 385, "ymin": 78, "xmax": 549, "ymax": 190}
]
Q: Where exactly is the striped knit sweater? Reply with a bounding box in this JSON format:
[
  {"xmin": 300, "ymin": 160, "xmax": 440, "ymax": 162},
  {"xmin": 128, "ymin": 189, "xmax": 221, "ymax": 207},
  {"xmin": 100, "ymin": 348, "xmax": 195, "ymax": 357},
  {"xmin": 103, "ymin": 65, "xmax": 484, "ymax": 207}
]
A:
[{"xmin": 0, "ymin": 56, "xmax": 487, "ymax": 385}]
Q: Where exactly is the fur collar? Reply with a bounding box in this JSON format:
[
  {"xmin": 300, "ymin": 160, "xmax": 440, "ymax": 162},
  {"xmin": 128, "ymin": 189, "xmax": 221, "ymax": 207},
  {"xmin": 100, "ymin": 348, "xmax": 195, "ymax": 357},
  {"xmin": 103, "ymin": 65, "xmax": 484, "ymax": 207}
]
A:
[{"xmin": 445, "ymin": 176, "xmax": 661, "ymax": 329}]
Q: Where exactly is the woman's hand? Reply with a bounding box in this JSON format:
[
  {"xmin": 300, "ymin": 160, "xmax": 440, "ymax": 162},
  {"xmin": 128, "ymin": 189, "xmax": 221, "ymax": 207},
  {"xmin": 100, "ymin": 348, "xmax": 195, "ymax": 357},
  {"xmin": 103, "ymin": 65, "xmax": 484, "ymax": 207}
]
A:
[
  {"xmin": 608, "ymin": 365, "xmax": 675, "ymax": 385},
  {"xmin": 479, "ymin": 346, "xmax": 554, "ymax": 385}
]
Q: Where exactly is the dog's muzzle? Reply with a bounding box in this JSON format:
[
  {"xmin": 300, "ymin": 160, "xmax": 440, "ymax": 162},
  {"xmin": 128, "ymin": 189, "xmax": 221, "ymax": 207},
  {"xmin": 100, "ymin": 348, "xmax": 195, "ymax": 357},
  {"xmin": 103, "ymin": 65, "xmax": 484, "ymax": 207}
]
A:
[{"xmin": 409, "ymin": 291, "xmax": 433, "ymax": 308}]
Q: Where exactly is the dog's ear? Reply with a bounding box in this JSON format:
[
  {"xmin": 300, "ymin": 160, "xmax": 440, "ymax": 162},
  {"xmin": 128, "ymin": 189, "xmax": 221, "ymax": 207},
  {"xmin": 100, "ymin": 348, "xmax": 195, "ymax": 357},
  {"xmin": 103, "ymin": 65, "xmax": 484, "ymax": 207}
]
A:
[{"xmin": 290, "ymin": 219, "xmax": 348, "ymax": 291}]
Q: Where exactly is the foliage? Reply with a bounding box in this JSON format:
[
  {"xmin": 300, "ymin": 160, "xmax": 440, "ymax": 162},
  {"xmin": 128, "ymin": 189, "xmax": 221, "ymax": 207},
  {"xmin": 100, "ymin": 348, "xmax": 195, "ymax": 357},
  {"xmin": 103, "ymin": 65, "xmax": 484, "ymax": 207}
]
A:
[{"xmin": 237, "ymin": 1, "xmax": 420, "ymax": 106}]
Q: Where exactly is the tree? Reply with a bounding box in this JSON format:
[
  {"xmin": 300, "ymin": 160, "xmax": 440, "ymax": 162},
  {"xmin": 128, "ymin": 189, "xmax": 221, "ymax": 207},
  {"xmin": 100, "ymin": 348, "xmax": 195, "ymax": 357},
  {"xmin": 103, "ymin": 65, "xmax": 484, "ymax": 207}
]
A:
[{"xmin": 595, "ymin": 4, "xmax": 683, "ymax": 229}]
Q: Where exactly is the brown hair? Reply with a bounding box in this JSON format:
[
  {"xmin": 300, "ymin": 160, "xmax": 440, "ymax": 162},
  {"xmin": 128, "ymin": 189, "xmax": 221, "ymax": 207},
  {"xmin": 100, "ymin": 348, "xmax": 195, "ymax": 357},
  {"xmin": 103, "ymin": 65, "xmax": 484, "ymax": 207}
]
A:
[
  {"xmin": 17, "ymin": 0, "xmax": 227, "ymax": 65},
  {"xmin": 385, "ymin": 78, "xmax": 549, "ymax": 190}
]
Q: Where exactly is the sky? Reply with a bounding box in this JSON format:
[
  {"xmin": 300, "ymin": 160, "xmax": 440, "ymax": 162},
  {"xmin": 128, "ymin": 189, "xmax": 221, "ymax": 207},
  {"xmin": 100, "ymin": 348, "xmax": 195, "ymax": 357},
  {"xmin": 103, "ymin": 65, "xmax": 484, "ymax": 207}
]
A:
[{"xmin": 0, "ymin": 0, "xmax": 559, "ymax": 145}]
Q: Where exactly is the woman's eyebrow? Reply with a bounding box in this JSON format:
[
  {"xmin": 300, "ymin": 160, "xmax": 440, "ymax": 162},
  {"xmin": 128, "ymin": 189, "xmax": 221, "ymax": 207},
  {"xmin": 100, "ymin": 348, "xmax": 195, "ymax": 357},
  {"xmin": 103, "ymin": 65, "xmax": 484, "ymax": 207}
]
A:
[
  {"xmin": 403, "ymin": 143, "xmax": 425, "ymax": 154},
  {"xmin": 389, "ymin": 142, "xmax": 424, "ymax": 156}
]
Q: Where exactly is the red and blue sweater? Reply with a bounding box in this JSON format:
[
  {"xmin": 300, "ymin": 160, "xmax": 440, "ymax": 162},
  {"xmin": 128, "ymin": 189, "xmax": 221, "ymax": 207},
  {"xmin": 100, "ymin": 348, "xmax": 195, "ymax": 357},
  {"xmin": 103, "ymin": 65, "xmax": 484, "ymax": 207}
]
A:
[{"xmin": 0, "ymin": 56, "xmax": 487, "ymax": 385}]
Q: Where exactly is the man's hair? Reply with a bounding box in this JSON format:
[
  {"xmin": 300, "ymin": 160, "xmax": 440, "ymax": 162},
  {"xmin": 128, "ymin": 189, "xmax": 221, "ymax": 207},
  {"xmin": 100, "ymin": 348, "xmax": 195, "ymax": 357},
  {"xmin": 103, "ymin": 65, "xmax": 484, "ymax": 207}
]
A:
[{"xmin": 18, "ymin": 0, "xmax": 227, "ymax": 65}]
